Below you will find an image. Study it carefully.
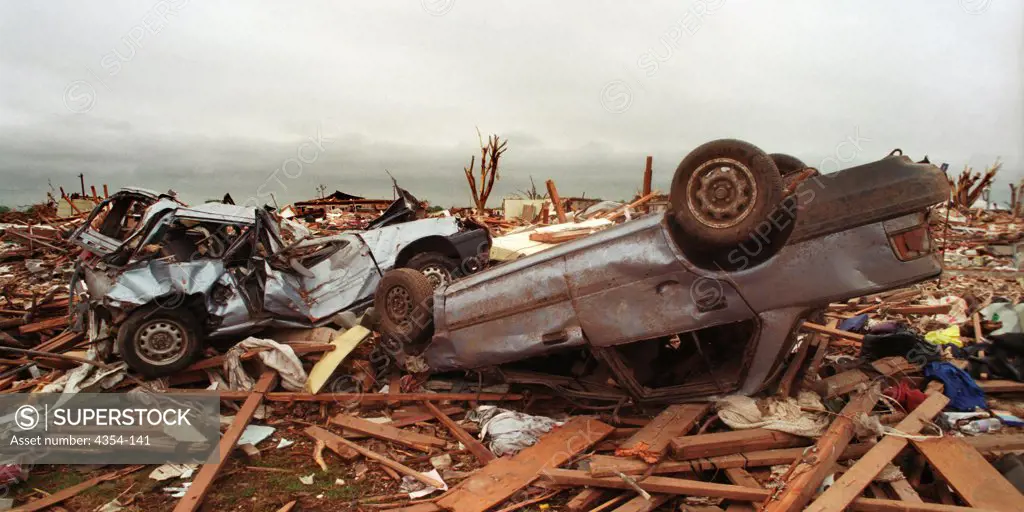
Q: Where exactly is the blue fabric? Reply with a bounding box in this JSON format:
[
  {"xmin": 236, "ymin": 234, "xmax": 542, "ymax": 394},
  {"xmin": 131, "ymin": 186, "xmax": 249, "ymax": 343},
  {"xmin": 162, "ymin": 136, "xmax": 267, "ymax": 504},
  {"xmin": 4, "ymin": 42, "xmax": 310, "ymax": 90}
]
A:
[
  {"xmin": 924, "ymin": 361, "xmax": 986, "ymax": 411},
  {"xmin": 839, "ymin": 314, "xmax": 869, "ymax": 333}
]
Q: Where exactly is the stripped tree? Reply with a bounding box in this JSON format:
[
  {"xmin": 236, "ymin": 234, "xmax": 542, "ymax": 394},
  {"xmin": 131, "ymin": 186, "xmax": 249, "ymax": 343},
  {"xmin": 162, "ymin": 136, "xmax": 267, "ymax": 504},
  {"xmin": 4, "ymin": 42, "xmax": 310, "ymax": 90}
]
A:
[{"xmin": 464, "ymin": 129, "xmax": 508, "ymax": 215}]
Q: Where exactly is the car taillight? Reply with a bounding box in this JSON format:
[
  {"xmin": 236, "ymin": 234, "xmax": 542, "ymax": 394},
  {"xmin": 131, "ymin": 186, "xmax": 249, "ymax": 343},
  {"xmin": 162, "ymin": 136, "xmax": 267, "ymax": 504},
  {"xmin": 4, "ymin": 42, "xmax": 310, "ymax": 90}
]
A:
[{"xmin": 889, "ymin": 225, "xmax": 931, "ymax": 261}]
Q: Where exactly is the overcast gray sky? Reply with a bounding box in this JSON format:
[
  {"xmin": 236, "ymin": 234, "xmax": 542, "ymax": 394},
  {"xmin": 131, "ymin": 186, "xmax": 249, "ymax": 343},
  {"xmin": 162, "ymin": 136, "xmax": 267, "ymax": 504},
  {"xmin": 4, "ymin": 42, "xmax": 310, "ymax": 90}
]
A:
[{"xmin": 1, "ymin": 0, "xmax": 1021, "ymax": 208}]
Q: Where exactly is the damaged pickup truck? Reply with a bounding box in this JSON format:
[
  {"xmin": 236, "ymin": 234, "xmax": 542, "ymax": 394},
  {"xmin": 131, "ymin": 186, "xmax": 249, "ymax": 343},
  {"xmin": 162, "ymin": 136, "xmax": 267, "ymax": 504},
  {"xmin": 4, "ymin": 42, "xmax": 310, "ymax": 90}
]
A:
[
  {"xmin": 69, "ymin": 187, "xmax": 490, "ymax": 377},
  {"xmin": 375, "ymin": 139, "xmax": 951, "ymax": 404}
]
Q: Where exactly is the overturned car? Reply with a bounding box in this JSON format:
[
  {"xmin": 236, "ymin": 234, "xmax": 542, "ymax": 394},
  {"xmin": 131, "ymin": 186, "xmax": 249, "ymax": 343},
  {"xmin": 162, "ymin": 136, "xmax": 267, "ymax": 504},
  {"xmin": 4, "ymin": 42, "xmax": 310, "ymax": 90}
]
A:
[
  {"xmin": 375, "ymin": 139, "xmax": 951, "ymax": 404},
  {"xmin": 69, "ymin": 187, "xmax": 490, "ymax": 377}
]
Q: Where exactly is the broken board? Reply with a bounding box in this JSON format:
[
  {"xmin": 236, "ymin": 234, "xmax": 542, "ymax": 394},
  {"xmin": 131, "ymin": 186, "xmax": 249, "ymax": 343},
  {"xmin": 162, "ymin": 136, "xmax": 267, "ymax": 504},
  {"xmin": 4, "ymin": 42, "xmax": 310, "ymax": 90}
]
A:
[
  {"xmin": 616, "ymin": 403, "xmax": 710, "ymax": 459},
  {"xmin": 304, "ymin": 325, "xmax": 370, "ymax": 394},
  {"xmin": 912, "ymin": 435, "xmax": 1024, "ymax": 511},
  {"xmin": 435, "ymin": 416, "xmax": 613, "ymax": 512}
]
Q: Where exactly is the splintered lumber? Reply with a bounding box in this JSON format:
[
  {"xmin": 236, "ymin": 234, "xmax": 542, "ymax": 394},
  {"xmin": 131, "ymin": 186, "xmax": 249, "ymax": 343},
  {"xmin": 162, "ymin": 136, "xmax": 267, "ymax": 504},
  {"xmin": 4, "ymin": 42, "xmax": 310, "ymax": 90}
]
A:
[
  {"xmin": 611, "ymin": 493, "xmax": 670, "ymax": 512},
  {"xmin": 723, "ymin": 468, "xmax": 762, "ymax": 512},
  {"xmin": 303, "ymin": 425, "xmax": 360, "ymax": 460},
  {"xmin": 888, "ymin": 479, "xmax": 925, "ymax": 503},
  {"xmin": 805, "ymin": 392, "xmax": 949, "ymax": 512},
  {"xmin": 805, "ymin": 318, "xmax": 839, "ymax": 380},
  {"xmin": 208, "ymin": 391, "xmax": 524, "ymax": 402},
  {"xmin": 801, "ymin": 320, "xmax": 865, "ymax": 342},
  {"xmin": 330, "ymin": 413, "xmax": 445, "ymax": 452},
  {"xmin": 566, "ymin": 488, "xmax": 609, "ymax": 511},
  {"xmin": 331, "ymin": 435, "xmax": 444, "ymax": 488},
  {"xmin": 589, "ymin": 443, "xmax": 874, "ymax": 477},
  {"xmin": 17, "ymin": 316, "xmax": 69, "ymax": 334},
  {"xmin": 762, "ymin": 385, "xmax": 882, "ymax": 512},
  {"xmin": 885, "ymin": 304, "xmax": 952, "ymax": 315},
  {"xmin": 388, "ymin": 504, "xmax": 442, "ymax": 512},
  {"xmin": 669, "ymin": 428, "xmax": 810, "ymax": 459},
  {"xmin": 912, "ymin": 435, "xmax": 1024, "ymax": 511},
  {"xmin": 978, "ymin": 379, "xmax": 1024, "ymax": 393},
  {"xmin": 776, "ymin": 331, "xmax": 816, "ymax": 397},
  {"xmin": 616, "ymin": 403, "xmax": 710, "ymax": 460},
  {"xmin": 11, "ymin": 465, "xmax": 143, "ymax": 512},
  {"xmin": 424, "ymin": 400, "xmax": 494, "ymax": 464},
  {"xmin": 542, "ymin": 469, "xmax": 983, "ymax": 512},
  {"xmin": 815, "ymin": 357, "xmax": 915, "ymax": 398},
  {"xmin": 173, "ymin": 371, "xmax": 278, "ymax": 512},
  {"xmin": 275, "ymin": 501, "xmax": 297, "ymax": 512},
  {"xmin": 435, "ymin": 416, "xmax": 614, "ymax": 512},
  {"xmin": 546, "ymin": 179, "xmax": 567, "ymax": 223},
  {"xmin": 305, "ymin": 325, "xmax": 370, "ymax": 393},
  {"xmin": 387, "ymin": 406, "xmax": 464, "ymax": 429},
  {"xmin": 529, "ymin": 229, "xmax": 594, "ymax": 244}
]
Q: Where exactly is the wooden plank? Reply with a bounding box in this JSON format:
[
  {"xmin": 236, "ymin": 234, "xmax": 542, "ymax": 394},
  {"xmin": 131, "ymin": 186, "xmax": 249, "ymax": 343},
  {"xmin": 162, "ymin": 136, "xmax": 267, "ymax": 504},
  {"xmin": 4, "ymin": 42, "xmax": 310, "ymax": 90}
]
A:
[
  {"xmin": 331, "ymin": 435, "xmax": 444, "ymax": 488},
  {"xmin": 387, "ymin": 504, "xmax": 441, "ymax": 512},
  {"xmin": 590, "ymin": 443, "xmax": 874, "ymax": 477},
  {"xmin": 11, "ymin": 466, "xmax": 142, "ymax": 512},
  {"xmin": 611, "ymin": 494, "xmax": 670, "ymax": 512},
  {"xmin": 776, "ymin": 331, "xmax": 816, "ymax": 397},
  {"xmin": 303, "ymin": 425, "xmax": 360, "ymax": 460},
  {"xmin": 815, "ymin": 357, "xmax": 915, "ymax": 398},
  {"xmin": 542, "ymin": 469, "xmax": 982, "ymax": 512},
  {"xmin": 912, "ymin": 435, "xmax": 1024, "ymax": 511},
  {"xmin": 330, "ymin": 413, "xmax": 445, "ymax": 451},
  {"xmin": 173, "ymin": 371, "xmax": 277, "ymax": 512},
  {"xmin": 978, "ymin": 379, "xmax": 1024, "ymax": 393},
  {"xmin": 17, "ymin": 316, "xmax": 68, "ymax": 334},
  {"xmin": 670, "ymin": 428, "xmax": 810, "ymax": 459},
  {"xmin": 387, "ymin": 406, "xmax": 464, "ymax": 429},
  {"xmin": 723, "ymin": 468, "xmax": 761, "ymax": 512},
  {"xmin": 305, "ymin": 326, "xmax": 370, "ymax": 393},
  {"xmin": 205, "ymin": 391, "xmax": 524, "ymax": 402},
  {"xmin": 888, "ymin": 479, "xmax": 925, "ymax": 503},
  {"xmin": 566, "ymin": 488, "xmax": 608, "ymax": 511},
  {"xmin": 886, "ymin": 304, "xmax": 952, "ymax": 315},
  {"xmin": 762, "ymin": 385, "xmax": 882, "ymax": 512},
  {"xmin": 805, "ymin": 392, "xmax": 949, "ymax": 512},
  {"xmin": 804, "ymin": 319, "xmax": 839, "ymax": 380},
  {"xmin": 617, "ymin": 403, "xmax": 710, "ymax": 459},
  {"xmin": 546, "ymin": 179, "xmax": 567, "ymax": 223},
  {"xmin": 435, "ymin": 416, "xmax": 614, "ymax": 512},
  {"xmin": 801, "ymin": 321, "xmax": 865, "ymax": 342},
  {"xmin": 424, "ymin": 400, "xmax": 494, "ymax": 465}
]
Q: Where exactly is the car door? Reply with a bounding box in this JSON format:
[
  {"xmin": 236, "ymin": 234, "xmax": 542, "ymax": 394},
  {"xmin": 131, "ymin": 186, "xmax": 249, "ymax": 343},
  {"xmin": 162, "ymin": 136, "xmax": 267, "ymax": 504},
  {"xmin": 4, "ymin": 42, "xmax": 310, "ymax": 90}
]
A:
[
  {"xmin": 567, "ymin": 218, "xmax": 754, "ymax": 347},
  {"xmin": 263, "ymin": 233, "xmax": 381, "ymax": 322}
]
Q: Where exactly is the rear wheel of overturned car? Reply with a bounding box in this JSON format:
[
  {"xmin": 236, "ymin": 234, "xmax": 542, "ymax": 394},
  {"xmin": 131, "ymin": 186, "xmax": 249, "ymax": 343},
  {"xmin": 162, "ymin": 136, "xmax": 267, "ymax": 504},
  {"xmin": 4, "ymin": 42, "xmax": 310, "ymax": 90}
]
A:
[
  {"xmin": 375, "ymin": 268, "xmax": 435, "ymax": 349},
  {"xmin": 117, "ymin": 306, "xmax": 202, "ymax": 378},
  {"xmin": 670, "ymin": 139, "xmax": 784, "ymax": 248},
  {"xmin": 769, "ymin": 153, "xmax": 807, "ymax": 177},
  {"xmin": 406, "ymin": 252, "xmax": 457, "ymax": 289}
]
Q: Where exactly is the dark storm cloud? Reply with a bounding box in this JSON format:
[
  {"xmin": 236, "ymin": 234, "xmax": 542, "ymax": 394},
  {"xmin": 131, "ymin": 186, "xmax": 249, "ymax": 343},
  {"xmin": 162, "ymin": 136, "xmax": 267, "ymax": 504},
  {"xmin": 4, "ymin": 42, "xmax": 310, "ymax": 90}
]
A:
[{"xmin": 1, "ymin": 0, "xmax": 1021, "ymax": 208}]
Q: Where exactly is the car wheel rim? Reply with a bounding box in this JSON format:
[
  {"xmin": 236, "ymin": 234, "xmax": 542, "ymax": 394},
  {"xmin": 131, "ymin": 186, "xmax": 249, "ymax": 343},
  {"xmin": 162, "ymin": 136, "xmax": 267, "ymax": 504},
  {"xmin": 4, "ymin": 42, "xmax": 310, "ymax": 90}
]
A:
[
  {"xmin": 135, "ymin": 319, "xmax": 187, "ymax": 366},
  {"xmin": 385, "ymin": 286, "xmax": 413, "ymax": 334},
  {"xmin": 420, "ymin": 264, "xmax": 451, "ymax": 289},
  {"xmin": 686, "ymin": 157, "xmax": 758, "ymax": 229}
]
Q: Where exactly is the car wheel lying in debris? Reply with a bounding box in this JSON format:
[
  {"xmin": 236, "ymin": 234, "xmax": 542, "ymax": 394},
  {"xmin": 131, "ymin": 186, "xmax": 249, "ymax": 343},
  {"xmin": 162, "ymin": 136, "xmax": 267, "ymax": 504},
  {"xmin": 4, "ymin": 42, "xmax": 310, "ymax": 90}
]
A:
[
  {"xmin": 670, "ymin": 139, "xmax": 784, "ymax": 249},
  {"xmin": 374, "ymin": 268, "xmax": 435, "ymax": 349},
  {"xmin": 116, "ymin": 306, "xmax": 202, "ymax": 378},
  {"xmin": 406, "ymin": 251, "xmax": 456, "ymax": 289}
]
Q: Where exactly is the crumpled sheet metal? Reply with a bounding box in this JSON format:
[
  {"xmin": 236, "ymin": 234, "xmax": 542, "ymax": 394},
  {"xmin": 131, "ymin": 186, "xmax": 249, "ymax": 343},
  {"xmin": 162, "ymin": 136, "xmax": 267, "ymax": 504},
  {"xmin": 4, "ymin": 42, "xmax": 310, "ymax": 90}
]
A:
[
  {"xmin": 99, "ymin": 259, "xmax": 225, "ymax": 310},
  {"xmin": 263, "ymin": 246, "xmax": 379, "ymax": 323}
]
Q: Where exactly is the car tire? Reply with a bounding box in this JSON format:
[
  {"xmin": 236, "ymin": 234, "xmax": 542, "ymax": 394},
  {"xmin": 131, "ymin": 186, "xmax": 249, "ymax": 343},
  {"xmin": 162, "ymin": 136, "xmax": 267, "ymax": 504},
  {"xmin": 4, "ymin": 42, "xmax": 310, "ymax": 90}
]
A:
[
  {"xmin": 116, "ymin": 306, "xmax": 202, "ymax": 378},
  {"xmin": 405, "ymin": 252, "xmax": 457, "ymax": 289},
  {"xmin": 769, "ymin": 153, "xmax": 807, "ymax": 176},
  {"xmin": 670, "ymin": 139, "xmax": 784, "ymax": 248},
  {"xmin": 374, "ymin": 268, "xmax": 435, "ymax": 348}
]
